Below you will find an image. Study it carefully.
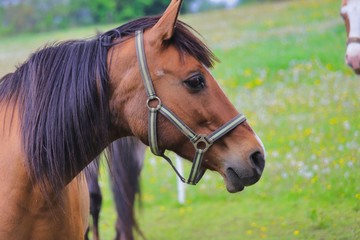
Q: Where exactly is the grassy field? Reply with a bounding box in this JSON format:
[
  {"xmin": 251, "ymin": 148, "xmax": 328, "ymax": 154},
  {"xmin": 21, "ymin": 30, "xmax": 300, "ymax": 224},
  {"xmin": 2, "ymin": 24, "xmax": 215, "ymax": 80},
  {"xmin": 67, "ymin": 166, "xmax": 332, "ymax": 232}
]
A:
[{"xmin": 1, "ymin": 0, "xmax": 359, "ymax": 239}]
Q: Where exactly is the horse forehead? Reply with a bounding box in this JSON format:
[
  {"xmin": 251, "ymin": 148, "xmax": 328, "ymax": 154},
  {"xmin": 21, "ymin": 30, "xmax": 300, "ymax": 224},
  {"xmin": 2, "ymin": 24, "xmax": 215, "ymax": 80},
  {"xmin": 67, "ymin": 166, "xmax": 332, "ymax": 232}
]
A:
[
  {"xmin": 342, "ymin": 1, "xmax": 360, "ymax": 22},
  {"xmin": 344, "ymin": 0, "xmax": 360, "ymax": 37},
  {"xmin": 155, "ymin": 46, "xmax": 205, "ymax": 71},
  {"xmin": 343, "ymin": 0, "xmax": 360, "ymax": 9}
]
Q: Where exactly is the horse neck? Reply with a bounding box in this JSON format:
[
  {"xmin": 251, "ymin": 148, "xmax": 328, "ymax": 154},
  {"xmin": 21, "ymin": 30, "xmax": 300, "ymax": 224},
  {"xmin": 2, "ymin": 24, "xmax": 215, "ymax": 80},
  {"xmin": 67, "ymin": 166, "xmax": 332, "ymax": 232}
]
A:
[{"xmin": 0, "ymin": 117, "xmax": 89, "ymax": 238}]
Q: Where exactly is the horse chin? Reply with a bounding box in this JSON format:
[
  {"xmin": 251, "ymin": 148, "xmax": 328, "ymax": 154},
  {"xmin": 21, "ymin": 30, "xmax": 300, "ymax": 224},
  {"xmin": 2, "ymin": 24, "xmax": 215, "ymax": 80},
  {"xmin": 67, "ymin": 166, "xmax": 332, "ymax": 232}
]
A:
[
  {"xmin": 224, "ymin": 168, "xmax": 245, "ymax": 193},
  {"xmin": 354, "ymin": 68, "xmax": 360, "ymax": 75}
]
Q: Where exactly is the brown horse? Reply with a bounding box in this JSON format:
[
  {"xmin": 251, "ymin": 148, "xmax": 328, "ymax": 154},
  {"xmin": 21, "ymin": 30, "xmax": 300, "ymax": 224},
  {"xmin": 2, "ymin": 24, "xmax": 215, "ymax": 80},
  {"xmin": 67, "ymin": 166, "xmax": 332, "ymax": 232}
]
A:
[
  {"xmin": 341, "ymin": 0, "xmax": 360, "ymax": 74},
  {"xmin": 0, "ymin": 0, "xmax": 265, "ymax": 238}
]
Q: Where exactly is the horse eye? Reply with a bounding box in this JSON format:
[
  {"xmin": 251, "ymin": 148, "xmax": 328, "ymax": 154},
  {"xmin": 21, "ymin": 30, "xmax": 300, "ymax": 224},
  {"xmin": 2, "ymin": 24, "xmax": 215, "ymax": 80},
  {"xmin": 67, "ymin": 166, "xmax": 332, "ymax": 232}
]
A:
[{"xmin": 184, "ymin": 75, "xmax": 206, "ymax": 92}]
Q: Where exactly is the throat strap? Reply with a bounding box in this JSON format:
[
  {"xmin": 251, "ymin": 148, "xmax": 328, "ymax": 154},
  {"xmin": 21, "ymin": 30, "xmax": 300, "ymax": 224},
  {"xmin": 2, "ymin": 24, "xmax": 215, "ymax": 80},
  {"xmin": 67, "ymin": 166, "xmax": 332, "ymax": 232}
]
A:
[{"xmin": 135, "ymin": 30, "xmax": 246, "ymax": 185}]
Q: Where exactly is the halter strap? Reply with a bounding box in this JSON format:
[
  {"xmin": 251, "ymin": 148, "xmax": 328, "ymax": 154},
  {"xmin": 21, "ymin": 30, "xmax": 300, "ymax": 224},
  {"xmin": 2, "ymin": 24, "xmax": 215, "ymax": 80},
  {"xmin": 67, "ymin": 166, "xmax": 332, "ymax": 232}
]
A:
[
  {"xmin": 347, "ymin": 37, "xmax": 360, "ymax": 45},
  {"xmin": 135, "ymin": 30, "xmax": 246, "ymax": 185}
]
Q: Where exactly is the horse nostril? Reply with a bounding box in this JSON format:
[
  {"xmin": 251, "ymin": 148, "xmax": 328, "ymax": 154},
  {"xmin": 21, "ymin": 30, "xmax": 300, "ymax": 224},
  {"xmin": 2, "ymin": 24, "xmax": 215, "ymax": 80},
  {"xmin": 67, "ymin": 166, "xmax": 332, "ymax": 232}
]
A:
[{"xmin": 250, "ymin": 151, "xmax": 265, "ymax": 176}]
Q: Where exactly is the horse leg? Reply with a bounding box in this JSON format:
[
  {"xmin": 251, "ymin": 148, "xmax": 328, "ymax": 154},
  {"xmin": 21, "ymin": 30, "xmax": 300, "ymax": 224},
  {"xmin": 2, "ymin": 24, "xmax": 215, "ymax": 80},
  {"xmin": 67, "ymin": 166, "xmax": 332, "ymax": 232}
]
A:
[
  {"xmin": 108, "ymin": 137, "xmax": 145, "ymax": 240},
  {"xmin": 90, "ymin": 191, "xmax": 102, "ymax": 240},
  {"xmin": 85, "ymin": 160, "xmax": 102, "ymax": 240},
  {"xmin": 84, "ymin": 227, "xmax": 90, "ymax": 240}
]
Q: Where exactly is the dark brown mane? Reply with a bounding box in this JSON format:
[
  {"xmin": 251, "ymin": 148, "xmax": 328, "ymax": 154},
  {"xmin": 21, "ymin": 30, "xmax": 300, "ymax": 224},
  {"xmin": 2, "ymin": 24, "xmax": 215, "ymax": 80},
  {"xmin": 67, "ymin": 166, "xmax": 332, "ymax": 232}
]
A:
[
  {"xmin": 102, "ymin": 16, "xmax": 217, "ymax": 68},
  {"xmin": 0, "ymin": 16, "xmax": 217, "ymax": 196}
]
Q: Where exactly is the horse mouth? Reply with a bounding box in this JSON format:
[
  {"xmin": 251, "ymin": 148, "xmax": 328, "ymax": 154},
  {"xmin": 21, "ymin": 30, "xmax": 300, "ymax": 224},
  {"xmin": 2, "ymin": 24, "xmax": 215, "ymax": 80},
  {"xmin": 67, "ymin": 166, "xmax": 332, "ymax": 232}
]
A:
[
  {"xmin": 354, "ymin": 68, "xmax": 360, "ymax": 75},
  {"xmin": 225, "ymin": 168, "xmax": 245, "ymax": 193}
]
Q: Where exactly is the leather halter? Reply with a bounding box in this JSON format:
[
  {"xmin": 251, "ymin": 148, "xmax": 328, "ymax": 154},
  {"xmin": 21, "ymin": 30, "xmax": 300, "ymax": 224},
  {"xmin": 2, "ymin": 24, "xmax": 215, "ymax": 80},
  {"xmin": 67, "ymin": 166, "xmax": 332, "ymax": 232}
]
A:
[
  {"xmin": 135, "ymin": 30, "xmax": 246, "ymax": 185},
  {"xmin": 347, "ymin": 37, "xmax": 360, "ymax": 45}
]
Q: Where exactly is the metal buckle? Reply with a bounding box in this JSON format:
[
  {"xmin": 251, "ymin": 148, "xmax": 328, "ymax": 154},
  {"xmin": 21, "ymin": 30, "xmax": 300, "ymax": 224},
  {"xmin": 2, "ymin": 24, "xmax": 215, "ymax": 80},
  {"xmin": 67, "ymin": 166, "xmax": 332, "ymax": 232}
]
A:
[{"xmin": 192, "ymin": 135, "xmax": 212, "ymax": 152}]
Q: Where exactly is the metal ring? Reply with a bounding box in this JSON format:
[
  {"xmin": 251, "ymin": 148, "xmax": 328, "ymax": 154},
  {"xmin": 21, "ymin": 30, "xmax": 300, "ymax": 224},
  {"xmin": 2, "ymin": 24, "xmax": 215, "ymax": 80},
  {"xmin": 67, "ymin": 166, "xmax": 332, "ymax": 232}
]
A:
[
  {"xmin": 146, "ymin": 96, "xmax": 162, "ymax": 111},
  {"xmin": 192, "ymin": 135, "xmax": 212, "ymax": 152}
]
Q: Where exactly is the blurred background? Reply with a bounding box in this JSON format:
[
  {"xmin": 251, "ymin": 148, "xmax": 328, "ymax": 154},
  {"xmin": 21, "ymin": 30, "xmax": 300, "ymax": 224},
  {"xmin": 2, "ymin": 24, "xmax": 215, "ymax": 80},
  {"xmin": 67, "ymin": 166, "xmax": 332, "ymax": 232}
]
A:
[
  {"xmin": 1, "ymin": 0, "xmax": 359, "ymax": 239},
  {"xmin": 0, "ymin": 0, "xmax": 250, "ymax": 35}
]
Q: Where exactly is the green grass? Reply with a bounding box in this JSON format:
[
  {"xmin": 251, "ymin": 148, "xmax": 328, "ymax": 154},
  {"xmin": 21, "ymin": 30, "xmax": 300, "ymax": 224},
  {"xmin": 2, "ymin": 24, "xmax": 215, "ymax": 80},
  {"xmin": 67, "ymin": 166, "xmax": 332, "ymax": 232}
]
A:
[{"xmin": 1, "ymin": 0, "xmax": 359, "ymax": 239}]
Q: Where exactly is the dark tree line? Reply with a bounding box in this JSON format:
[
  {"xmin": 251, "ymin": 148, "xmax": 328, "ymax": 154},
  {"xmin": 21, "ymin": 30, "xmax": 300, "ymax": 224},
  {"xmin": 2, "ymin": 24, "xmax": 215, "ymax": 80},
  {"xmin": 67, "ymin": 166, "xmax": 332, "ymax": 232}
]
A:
[
  {"xmin": 1, "ymin": 0, "xmax": 275, "ymax": 35},
  {"xmin": 0, "ymin": 0, "xmax": 182, "ymax": 34}
]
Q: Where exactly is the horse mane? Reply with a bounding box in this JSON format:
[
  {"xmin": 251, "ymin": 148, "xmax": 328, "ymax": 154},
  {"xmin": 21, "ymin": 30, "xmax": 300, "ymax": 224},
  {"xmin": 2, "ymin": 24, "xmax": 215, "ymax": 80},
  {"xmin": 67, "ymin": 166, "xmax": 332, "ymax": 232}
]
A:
[
  {"xmin": 0, "ymin": 16, "xmax": 217, "ymax": 196},
  {"xmin": 0, "ymin": 37, "xmax": 111, "ymax": 195},
  {"xmin": 102, "ymin": 16, "xmax": 217, "ymax": 68}
]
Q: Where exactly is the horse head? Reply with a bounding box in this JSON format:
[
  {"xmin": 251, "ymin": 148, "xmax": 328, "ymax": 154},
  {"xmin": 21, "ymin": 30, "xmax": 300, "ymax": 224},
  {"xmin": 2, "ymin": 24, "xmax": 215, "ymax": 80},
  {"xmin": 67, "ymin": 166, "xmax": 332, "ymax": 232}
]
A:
[
  {"xmin": 341, "ymin": 0, "xmax": 360, "ymax": 74},
  {"xmin": 108, "ymin": 0, "xmax": 265, "ymax": 193}
]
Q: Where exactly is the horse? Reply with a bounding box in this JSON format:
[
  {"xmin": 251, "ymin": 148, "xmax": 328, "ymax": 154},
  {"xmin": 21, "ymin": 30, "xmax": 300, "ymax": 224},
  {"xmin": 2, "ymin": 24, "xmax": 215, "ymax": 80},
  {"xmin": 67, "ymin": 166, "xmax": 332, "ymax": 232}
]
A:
[
  {"xmin": 341, "ymin": 0, "xmax": 360, "ymax": 74},
  {"xmin": 85, "ymin": 160, "xmax": 102, "ymax": 240},
  {"xmin": 0, "ymin": 0, "xmax": 265, "ymax": 238},
  {"xmin": 85, "ymin": 137, "xmax": 145, "ymax": 240}
]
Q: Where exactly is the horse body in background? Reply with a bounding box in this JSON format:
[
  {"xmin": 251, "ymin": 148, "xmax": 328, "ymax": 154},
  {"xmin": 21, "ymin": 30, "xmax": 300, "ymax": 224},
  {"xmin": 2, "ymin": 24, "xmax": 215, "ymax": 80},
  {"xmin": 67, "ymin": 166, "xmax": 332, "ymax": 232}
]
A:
[
  {"xmin": 85, "ymin": 161, "xmax": 102, "ymax": 240},
  {"xmin": 0, "ymin": 0, "xmax": 265, "ymax": 238},
  {"xmin": 85, "ymin": 137, "xmax": 145, "ymax": 240},
  {"xmin": 341, "ymin": 0, "xmax": 360, "ymax": 73}
]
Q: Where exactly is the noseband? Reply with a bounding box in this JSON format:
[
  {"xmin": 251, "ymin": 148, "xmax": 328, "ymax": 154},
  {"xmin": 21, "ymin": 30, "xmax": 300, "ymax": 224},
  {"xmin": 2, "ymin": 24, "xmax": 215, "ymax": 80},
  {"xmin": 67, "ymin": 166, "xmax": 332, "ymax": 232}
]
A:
[
  {"xmin": 347, "ymin": 37, "xmax": 360, "ymax": 45},
  {"xmin": 135, "ymin": 30, "xmax": 246, "ymax": 185}
]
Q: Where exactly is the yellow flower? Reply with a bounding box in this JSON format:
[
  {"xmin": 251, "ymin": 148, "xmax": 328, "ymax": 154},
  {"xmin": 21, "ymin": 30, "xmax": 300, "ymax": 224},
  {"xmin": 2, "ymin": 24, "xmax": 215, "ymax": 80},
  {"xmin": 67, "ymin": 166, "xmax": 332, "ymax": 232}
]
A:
[
  {"xmin": 143, "ymin": 193, "xmax": 155, "ymax": 202},
  {"xmin": 303, "ymin": 128, "xmax": 312, "ymax": 137},
  {"xmin": 254, "ymin": 78, "xmax": 264, "ymax": 86},
  {"xmin": 326, "ymin": 63, "xmax": 333, "ymax": 70},
  {"xmin": 355, "ymin": 193, "xmax": 360, "ymax": 200},
  {"xmin": 245, "ymin": 82, "xmax": 255, "ymax": 89},
  {"xmin": 310, "ymin": 175, "xmax": 318, "ymax": 184},
  {"xmin": 243, "ymin": 69, "xmax": 252, "ymax": 77},
  {"xmin": 178, "ymin": 207, "xmax": 186, "ymax": 215},
  {"xmin": 260, "ymin": 233, "xmax": 267, "ymax": 239},
  {"xmin": 294, "ymin": 230, "xmax": 300, "ymax": 236},
  {"xmin": 328, "ymin": 118, "xmax": 338, "ymax": 125}
]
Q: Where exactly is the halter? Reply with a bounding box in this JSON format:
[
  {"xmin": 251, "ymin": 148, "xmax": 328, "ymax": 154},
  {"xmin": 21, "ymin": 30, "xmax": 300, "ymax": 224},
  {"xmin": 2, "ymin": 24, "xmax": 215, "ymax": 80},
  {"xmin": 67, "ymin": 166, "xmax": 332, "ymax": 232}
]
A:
[
  {"xmin": 347, "ymin": 37, "xmax": 360, "ymax": 45},
  {"xmin": 135, "ymin": 30, "xmax": 246, "ymax": 185}
]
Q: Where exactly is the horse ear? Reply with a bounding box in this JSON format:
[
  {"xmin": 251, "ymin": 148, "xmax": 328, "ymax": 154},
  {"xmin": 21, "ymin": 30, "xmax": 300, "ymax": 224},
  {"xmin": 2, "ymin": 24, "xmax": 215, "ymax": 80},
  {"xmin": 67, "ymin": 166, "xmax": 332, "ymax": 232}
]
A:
[{"xmin": 148, "ymin": 0, "xmax": 183, "ymax": 45}]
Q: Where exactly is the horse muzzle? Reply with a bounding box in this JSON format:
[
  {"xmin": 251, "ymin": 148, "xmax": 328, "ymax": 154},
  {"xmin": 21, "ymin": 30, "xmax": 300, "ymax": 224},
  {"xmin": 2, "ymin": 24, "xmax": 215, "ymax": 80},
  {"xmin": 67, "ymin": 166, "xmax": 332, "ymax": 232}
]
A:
[
  {"xmin": 346, "ymin": 42, "xmax": 360, "ymax": 74},
  {"xmin": 224, "ymin": 151, "xmax": 265, "ymax": 193}
]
